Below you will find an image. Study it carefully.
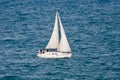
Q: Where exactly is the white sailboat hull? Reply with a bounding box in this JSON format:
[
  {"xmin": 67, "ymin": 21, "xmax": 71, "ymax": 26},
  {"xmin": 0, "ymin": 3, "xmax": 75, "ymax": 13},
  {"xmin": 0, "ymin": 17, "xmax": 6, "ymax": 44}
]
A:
[{"xmin": 37, "ymin": 51, "xmax": 72, "ymax": 58}]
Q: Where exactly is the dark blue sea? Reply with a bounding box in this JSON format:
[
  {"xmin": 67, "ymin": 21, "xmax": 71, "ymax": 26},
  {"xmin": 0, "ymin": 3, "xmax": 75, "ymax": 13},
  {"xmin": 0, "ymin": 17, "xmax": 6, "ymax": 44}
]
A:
[{"xmin": 0, "ymin": 0, "xmax": 120, "ymax": 80}]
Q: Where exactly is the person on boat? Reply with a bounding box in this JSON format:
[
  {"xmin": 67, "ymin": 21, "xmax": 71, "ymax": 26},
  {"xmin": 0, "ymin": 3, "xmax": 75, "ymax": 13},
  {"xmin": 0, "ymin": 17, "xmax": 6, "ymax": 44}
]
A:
[
  {"xmin": 40, "ymin": 50, "xmax": 43, "ymax": 54},
  {"xmin": 46, "ymin": 49, "xmax": 48, "ymax": 52},
  {"xmin": 40, "ymin": 50, "xmax": 42, "ymax": 52}
]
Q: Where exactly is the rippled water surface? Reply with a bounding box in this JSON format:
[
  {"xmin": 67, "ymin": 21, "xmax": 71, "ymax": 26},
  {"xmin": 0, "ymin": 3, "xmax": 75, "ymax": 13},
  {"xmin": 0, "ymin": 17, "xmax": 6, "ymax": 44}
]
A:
[{"xmin": 0, "ymin": 0, "xmax": 120, "ymax": 80}]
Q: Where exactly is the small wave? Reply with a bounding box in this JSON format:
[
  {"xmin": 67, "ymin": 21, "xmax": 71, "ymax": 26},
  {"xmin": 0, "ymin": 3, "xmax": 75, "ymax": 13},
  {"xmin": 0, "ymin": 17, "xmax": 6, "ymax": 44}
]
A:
[
  {"xmin": 44, "ymin": 72, "xmax": 56, "ymax": 76},
  {"xmin": 0, "ymin": 39, "xmax": 16, "ymax": 45},
  {"xmin": 73, "ymin": 40, "xmax": 80, "ymax": 43},
  {"xmin": 2, "ymin": 38, "xmax": 16, "ymax": 42},
  {"xmin": 24, "ymin": 64, "xmax": 39, "ymax": 68},
  {"xmin": 1, "ymin": 76, "xmax": 22, "ymax": 80}
]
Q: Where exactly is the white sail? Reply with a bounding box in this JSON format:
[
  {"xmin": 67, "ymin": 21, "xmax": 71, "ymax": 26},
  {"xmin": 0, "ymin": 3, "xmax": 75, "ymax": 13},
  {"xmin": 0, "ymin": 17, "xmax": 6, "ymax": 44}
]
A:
[
  {"xmin": 57, "ymin": 14, "xmax": 71, "ymax": 52},
  {"xmin": 46, "ymin": 12, "xmax": 59, "ymax": 49}
]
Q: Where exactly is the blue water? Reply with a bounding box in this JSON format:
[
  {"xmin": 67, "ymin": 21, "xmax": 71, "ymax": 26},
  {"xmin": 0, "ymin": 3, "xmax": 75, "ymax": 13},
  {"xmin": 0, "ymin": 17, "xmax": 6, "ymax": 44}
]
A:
[{"xmin": 0, "ymin": 0, "xmax": 120, "ymax": 80}]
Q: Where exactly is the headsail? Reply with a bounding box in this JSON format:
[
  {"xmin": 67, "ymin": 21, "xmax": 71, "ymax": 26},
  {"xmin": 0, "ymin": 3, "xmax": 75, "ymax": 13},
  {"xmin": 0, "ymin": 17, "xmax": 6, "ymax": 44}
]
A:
[
  {"xmin": 46, "ymin": 12, "xmax": 59, "ymax": 49},
  {"xmin": 57, "ymin": 13, "xmax": 71, "ymax": 52}
]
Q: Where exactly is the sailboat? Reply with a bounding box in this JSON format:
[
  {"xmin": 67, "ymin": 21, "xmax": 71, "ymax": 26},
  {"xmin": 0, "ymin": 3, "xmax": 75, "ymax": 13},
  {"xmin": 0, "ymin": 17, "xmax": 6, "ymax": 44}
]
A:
[{"xmin": 37, "ymin": 11, "xmax": 72, "ymax": 58}]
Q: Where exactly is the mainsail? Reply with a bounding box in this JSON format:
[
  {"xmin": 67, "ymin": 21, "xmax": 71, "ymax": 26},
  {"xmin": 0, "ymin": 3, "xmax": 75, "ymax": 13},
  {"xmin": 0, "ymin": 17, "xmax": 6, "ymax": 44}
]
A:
[{"xmin": 46, "ymin": 12, "xmax": 59, "ymax": 49}]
